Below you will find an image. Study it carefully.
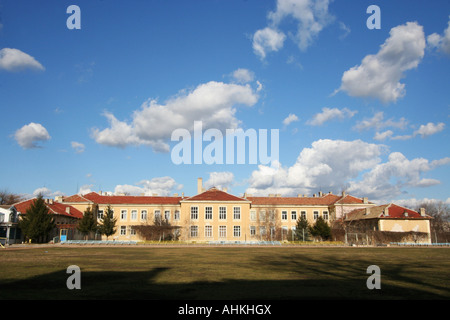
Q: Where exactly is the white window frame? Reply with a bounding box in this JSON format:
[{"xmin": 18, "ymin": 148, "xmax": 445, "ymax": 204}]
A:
[
  {"xmin": 131, "ymin": 209, "xmax": 138, "ymax": 221},
  {"xmin": 323, "ymin": 211, "xmax": 329, "ymax": 220},
  {"xmin": 250, "ymin": 210, "xmax": 256, "ymax": 221},
  {"xmin": 219, "ymin": 207, "xmax": 227, "ymax": 220},
  {"xmin": 190, "ymin": 225, "xmax": 198, "ymax": 237},
  {"xmin": 120, "ymin": 210, "xmax": 127, "ymax": 221},
  {"xmin": 291, "ymin": 211, "xmax": 297, "ymax": 221},
  {"xmin": 174, "ymin": 210, "xmax": 180, "ymax": 221},
  {"xmin": 205, "ymin": 207, "xmax": 213, "ymax": 220},
  {"xmin": 233, "ymin": 207, "xmax": 241, "ymax": 220},
  {"xmin": 233, "ymin": 226, "xmax": 241, "ymax": 238},
  {"xmin": 120, "ymin": 225, "xmax": 126, "ymax": 235},
  {"xmin": 190, "ymin": 206, "xmax": 199, "ymax": 220},
  {"xmin": 164, "ymin": 210, "xmax": 171, "ymax": 221},
  {"xmin": 219, "ymin": 226, "xmax": 227, "ymax": 238},
  {"xmin": 314, "ymin": 211, "xmax": 319, "ymax": 220},
  {"xmin": 141, "ymin": 210, "xmax": 148, "ymax": 221},
  {"xmin": 281, "ymin": 210, "xmax": 288, "ymax": 220},
  {"xmin": 205, "ymin": 225, "xmax": 213, "ymax": 238}
]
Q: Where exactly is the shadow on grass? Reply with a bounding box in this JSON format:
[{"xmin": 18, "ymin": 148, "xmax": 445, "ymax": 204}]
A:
[{"xmin": 0, "ymin": 264, "xmax": 448, "ymax": 300}]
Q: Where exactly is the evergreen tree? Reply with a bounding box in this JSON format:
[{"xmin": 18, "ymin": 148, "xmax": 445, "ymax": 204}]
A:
[
  {"xmin": 18, "ymin": 195, "xmax": 55, "ymax": 243},
  {"xmin": 295, "ymin": 215, "xmax": 311, "ymax": 241},
  {"xmin": 310, "ymin": 216, "xmax": 331, "ymax": 241},
  {"xmin": 99, "ymin": 205, "xmax": 117, "ymax": 239},
  {"xmin": 77, "ymin": 205, "xmax": 98, "ymax": 240}
]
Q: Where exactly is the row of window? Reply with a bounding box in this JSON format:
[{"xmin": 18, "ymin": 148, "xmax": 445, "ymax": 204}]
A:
[
  {"xmin": 189, "ymin": 225, "xmax": 298, "ymax": 238},
  {"xmin": 99, "ymin": 208, "xmax": 329, "ymax": 222}
]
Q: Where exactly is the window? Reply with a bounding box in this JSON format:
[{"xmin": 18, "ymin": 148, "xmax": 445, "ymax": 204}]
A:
[
  {"xmin": 154, "ymin": 210, "xmax": 161, "ymax": 221},
  {"xmin": 190, "ymin": 226, "xmax": 198, "ymax": 237},
  {"xmin": 120, "ymin": 226, "xmax": 126, "ymax": 235},
  {"xmin": 174, "ymin": 210, "xmax": 180, "ymax": 221},
  {"xmin": 260, "ymin": 226, "xmax": 266, "ymax": 236},
  {"xmin": 260, "ymin": 210, "xmax": 266, "ymax": 221},
  {"xmin": 281, "ymin": 210, "xmax": 288, "ymax": 220},
  {"xmin": 233, "ymin": 207, "xmax": 241, "ymax": 220},
  {"xmin": 205, "ymin": 225, "xmax": 212, "ymax": 238},
  {"xmin": 323, "ymin": 211, "xmax": 329, "ymax": 220},
  {"xmin": 141, "ymin": 210, "xmax": 148, "ymax": 221},
  {"xmin": 120, "ymin": 210, "xmax": 127, "ymax": 221},
  {"xmin": 97, "ymin": 210, "xmax": 104, "ymax": 220},
  {"xmin": 250, "ymin": 226, "xmax": 256, "ymax": 236},
  {"xmin": 234, "ymin": 226, "xmax": 241, "ymax": 237},
  {"xmin": 190, "ymin": 207, "xmax": 198, "ymax": 220},
  {"xmin": 291, "ymin": 211, "xmax": 297, "ymax": 220},
  {"xmin": 205, "ymin": 207, "xmax": 213, "ymax": 220},
  {"xmin": 219, "ymin": 207, "xmax": 227, "ymax": 220},
  {"xmin": 219, "ymin": 226, "xmax": 227, "ymax": 238},
  {"xmin": 314, "ymin": 211, "xmax": 319, "ymax": 220},
  {"xmin": 250, "ymin": 210, "xmax": 256, "ymax": 221},
  {"xmin": 269, "ymin": 210, "xmax": 276, "ymax": 221},
  {"xmin": 131, "ymin": 210, "xmax": 137, "ymax": 221},
  {"xmin": 130, "ymin": 227, "xmax": 136, "ymax": 235},
  {"xmin": 164, "ymin": 210, "xmax": 171, "ymax": 221},
  {"xmin": 301, "ymin": 211, "xmax": 306, "ymax": 220}
]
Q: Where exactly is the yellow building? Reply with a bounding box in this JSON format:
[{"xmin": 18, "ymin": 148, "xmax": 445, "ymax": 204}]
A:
[{"xmin": 58, "ymin": 177, "xmax": 431, "ymax": 244}]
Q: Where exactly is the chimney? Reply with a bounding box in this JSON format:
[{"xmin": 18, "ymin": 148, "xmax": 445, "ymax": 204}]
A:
[
  {"xmin": 363, "ymin": 197, "xmax": 368, "ymax": 204},
  {"xmin": 223, "ymin": 187, "xmax": 227, "ymax": 192},
  {"xmin": 173, "ymin": 193, "xmax": 178, "ymax": 197},
  {"xmin": 197, "ymin": 177, "xmax": 203, "ymax": 194},
  {"xmin": 384, "ymin": 208, "xmax": 389, "ymax": 216},
  {"xmin": 181, "ymin": 192, "xmax": 184, "ymax": 198},
  {"xmin": 419, "ymin": 208, "xmax": 426, "ymax": 217},
  {"xmin": 365, "ymin": 207, "xmax": 371, "ymax": 215},
  {"xmin": 318, "ymin": 191, "xmax": 323, "ymax": 197},
  {"xmin": 49, "ymin": 199, "xmax": 53, "ymax": 204},
  {"xmin": 66, "ymin": 207, "xmax": 71, "ymax": 214}
]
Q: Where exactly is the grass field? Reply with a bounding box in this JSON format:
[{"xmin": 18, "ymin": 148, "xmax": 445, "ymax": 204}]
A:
[{"xmin": 0, "ymin": 245, "xmax": 449, "ymax": 300}]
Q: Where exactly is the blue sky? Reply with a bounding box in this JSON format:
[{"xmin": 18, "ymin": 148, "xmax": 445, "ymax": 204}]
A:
[{"xmin": 1, "ymin": 0, "xmax": 449, "ymax": 206}]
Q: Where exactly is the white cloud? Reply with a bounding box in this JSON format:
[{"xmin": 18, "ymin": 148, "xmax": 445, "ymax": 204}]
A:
[
  {"xmin": 71, "ymin": 141, "xmax": 85, "ymax": 154},
  {"xmin": 252, "ymin": 27, "xmax": 286, "ymax": 59},
  {"xmin": 348, "ymin": 152, "xmax": 449, "ymax": 200},
  {"xmin": 414, "ymin": 122, "xmax": 445, "ymax": 138},
  {"xmin": 252, "ymin": 0, "xmax": 333, "ymax": 59},
  {"xmin": 374, "ymin": 130, "xmax": 393, "ymax": 141},
  {"xmin": 79, "ymin": 184, "xmax": 94, "ymax": 195},
  {"xmin": 14, "ymin": 122, "xmax": 51, "ymax": 149},
  {"xmin": 92, "ymin": 78, "xmax": 259, "ymax": 152},
  {"xmin": 114, "ymin": 176, "xmax": 183, "ymax": 196},
  {"xmin": 283, "ymin": 113, "xmax": 299, "ymax": 126},
  {"xmin": 245, "ymin": 139, "xmax": 450, "ymax": 201},
  {"xmin": 354, "ymin": 111, "xmax": 408, "ymax": 131},
  {"xmin": 232, "ymin": 68, "xmax": 255, "ymax": 83},
  {"xmin": 307, "ymin": 107, "xmax": 357, "ymax": 126},
  {"xmin": 338, "ymin": 22, "xmax": 426, "ymax": 103},
  {"xmin": 246, "ymin": 139, "xmax": 383, "ymax": 196},
  {"xmin": 203, "ymin": 172, "xmax": 234, "ymax": 191},
  {"xmin": 33, "ymin": 187, "xmax": 64, "ymax": 198},
  {"xmin": 427, "ymin": 16, "xmax": 450, "ymax": 55},
  {"xmin": 0, "ymin": 48, "xmax": 45, "ymax": 72}
]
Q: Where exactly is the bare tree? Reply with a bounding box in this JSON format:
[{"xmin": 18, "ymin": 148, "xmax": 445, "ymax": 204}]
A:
[
  {"xmin": 415, "ymin": 200, "xmax": 450, "ymax": 243},
  {"xmin": 0, "ymin": 189, "xmax": 25, "ymax": 205}
]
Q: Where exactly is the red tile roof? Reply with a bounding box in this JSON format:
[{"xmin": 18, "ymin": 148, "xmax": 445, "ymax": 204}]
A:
[
  {"xmin": 80, "ymin": 192, "xmax": 182, "ymax": 205},
  {"xmin": 346, "ymin": 203, "xmax": 432, "ymax": 221},
  {"xmin": 247, "ymin": 193, "xmax": 341, "ymax": 206},
  {"xmin": 13, "ymin": 198, "xmax": 83, "ymax": 219},
  {"xmin": 183, "ymin": 188, "xmax": 250, "ymax": 202}
]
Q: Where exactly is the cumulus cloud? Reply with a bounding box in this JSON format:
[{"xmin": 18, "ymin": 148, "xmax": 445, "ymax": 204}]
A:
[
  {"xmin": 14, "ymin": 122, "xmax": 51, "ymax": 149},
  {"xmin": 33, "ymin": 187, "xmax": 64, "ymax": 198},
  {"xmin": 414, "ymin": 122, "xmax": 445, "ymax": 138},
  {"xmin": 203, "ymin": 172, "xmax": 234, "ymax": 191},
  {"xmin": 354, "ymin": 112, "xmax": 408, "ymax": 132},
  {"xmin": 427, "ymin": 16, "xmax": 450, "ymax": 55},
  {"xmin": 338, "ymin": 22, "xmax": 426, "ymax": 103},
  {"xmin": 0, "ymin": 48, "xmax": 45, "ymax": 72},
  {"xmin": 245, "ymin": 139, "xmax": 450, "ymax": 201},
  {"xmin": 283, "ymin": 113, "xmax": 299, "ymax": 126},
  {"xmin": 232, "ymin": 68, "xmax": 255, "ymax": 83},
  {"xmin": 252, "ymin": 0, "xmax": 333, "ymax": 59},
  {"xmin": 114, "ymin": 176, "xmax": 183, "ymax": 196},
  {"xmin": 307, "ymin": 107, "xmax": 357, "ymax": 126},
  {"xmin": 92, "ymin": 77, "xmax": 260, "ymax": 152}
]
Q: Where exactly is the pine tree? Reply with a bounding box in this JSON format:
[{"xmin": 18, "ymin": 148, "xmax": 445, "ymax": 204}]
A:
[
  {"xmin": 295, "ymin": 215, "xmax": 311, "ymax": 241},
  {"xmin": 310, "ymin": 216, "xmax": 331, "ymax": 241},
  {"xmin": 77, "ymin": 205, "xmax": 98, "ymax": 240},
  {"xmin": 99, "ymin": 205, "xmax": 117, "ymax": 240},
  {"xmin": 18, "ymin": 195, "xmax": 55, "ymax": 243}
]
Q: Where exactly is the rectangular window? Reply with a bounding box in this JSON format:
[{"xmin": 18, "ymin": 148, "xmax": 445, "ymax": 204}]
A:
[
  {"xmin": 250, "ymin": 210, "xmax": 256, "ymax": 221},
  {"xmin": 281, "ymin": 210, "xmax": 288, "ymax": 220},
  {"xmin": 164, "ymin": 210, "xmax": 170, "ymax": 221},
  {"xmin": 130, "ymin": 227, "xmax": 136, "ymax": 235},
  {"xmin": 250, "ymin": 226, "xmax": 256, "ymax": 236},
  {"xmin": 219, "ymin": 207, "xmax": 227, "ymax": 220},
  {"xmin": 314, "ymin": 211, "xmax": 319, "ymax": 220},
  {"xmin": 301, "ymin": 211, "xmax": 306, "ymax": 220},
  {"xmin": 120, "ymin": 226, "xmax": 126, "ymax": 235},
  {"xmin": 269, "ymin": 210, "xmax": 276, "ymax": 221},
  {"xmin": 120, "ymin": 210, "xmax": 127, "ymax": 221},
  {"xmin": 205, "ymin": 207, "xmax": 213, "ymax": 220},
  {"xmin": 97, "ymin": 210, "xmax": 104, "ymax": 220},
  {"xmin": 260, "ymin": 226, "xmax": 266, "ymax": 236},
  {"xmin": 234, "ymin": 226, "xmax": 241, "ymax": 238},
  {"xmin": 190, "ymin": 226, "xmax": 198, "ymax": 237},
  {"xmin": 191, "ymin": 207, "xmax": 198, "ymax": 220},
  {"xmin": 233, "ymin": 207, "xmax": 241, "ymax": 220},
  {"xmin": 323, "ymin": 211, "xmax": 329, "ymax": 220},
  {"xmin": 291, "ymin": 211, "xmax": 297, "ymax": 221},
  {"xmin": 219, "ymin": 226, "xmax": 227, "ymax": 238},
  {"xmin": 174, "ymin": 210, "xmax": 180, "ymax": 221},
  {"xmin": 140, "ymin": 210, "xmax": 148, "ymax": 221},
  {"xmin": 131, "ymin": 210, "xmax": 137, "ymax": 221},
  {"xmin": 205, "ymin": 225, "xmax": 212, "ymax": 238},
  {"xmin": 154, "ymin": 210, "xmax": 161, "ymax": 221},
  {"xmin": 260, "ymin": 210, "xmax": 266, "ymax": 221}
]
